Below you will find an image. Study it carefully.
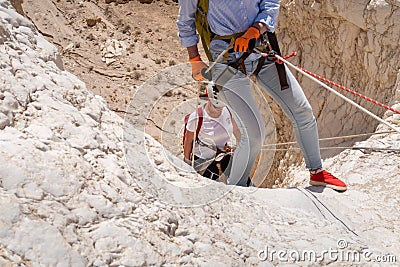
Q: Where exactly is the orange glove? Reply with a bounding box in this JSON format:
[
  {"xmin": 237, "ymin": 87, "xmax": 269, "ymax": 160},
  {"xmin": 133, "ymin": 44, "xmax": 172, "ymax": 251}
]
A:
[
  {"xmin": 234, "ymin": 26, "xmax": 260, "ymax": 52},
  {"xmin": 189, "ymin": 55, "xmax": 208, "ymax": 81}
]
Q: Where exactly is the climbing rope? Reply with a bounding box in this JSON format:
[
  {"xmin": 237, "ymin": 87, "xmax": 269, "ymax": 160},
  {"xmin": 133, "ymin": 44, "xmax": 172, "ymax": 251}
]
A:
[
  {"xmin": 298, "ymin": 67, "xmax": 400, "ymax": 115},
  {"xmin": 256, "ymin": 49, "xmax": 400, "ymax": 115},
  {"xmin": 269, "ymin": 53, "xmax": 400, "ymax": 134},
  {"xmin": 191, "ymin": 85, "xmax": 203, "ymax": 168},
  {"xmin": 262, "ymin": 130, "xmax": 396, "ymax": 147},
  {"xmin": 262, "ymin": 146, "xmax": 400, "ymax": 153},
  {"xmin": 273, "ymin": 50, "xmax": 297, "ymax": 64},
  {"xmin": 198, "ymin": 48, "xmax": 400, "ymax": 156},
  {"xmin": 204, "ymin": 46, "xmax": 231, "ymax": 75},
  {"xmin": 250, "ymin": 49, "xmax": 400, "ymax": 153}
]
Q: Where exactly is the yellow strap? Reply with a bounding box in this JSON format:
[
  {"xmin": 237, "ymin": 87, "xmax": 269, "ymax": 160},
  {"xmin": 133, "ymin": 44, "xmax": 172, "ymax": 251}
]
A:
[
  {"xmin": 212, "ymin": 32, "xmax": 245, "ymax": 61},
  {"xmin": 212, "ymin": 32, "xmax": 244, "ymax": 42}
]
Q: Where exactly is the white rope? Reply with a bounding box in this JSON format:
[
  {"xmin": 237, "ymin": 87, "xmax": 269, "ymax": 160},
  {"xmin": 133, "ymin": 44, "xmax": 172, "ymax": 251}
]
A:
[
  {"xmin": 204, "ymin": 46, "xmax": 231, "ymax": 74},
  {"xmin": 272, "ymin": 54, "xmax": 400, "ymax": 134},
  {"xmin": 261, "ymin": 146, "xmax": 400, "ymax": 152},
  {"xmin": 262, "ymin": 130, "xmax": 396, "ymax": 148}
]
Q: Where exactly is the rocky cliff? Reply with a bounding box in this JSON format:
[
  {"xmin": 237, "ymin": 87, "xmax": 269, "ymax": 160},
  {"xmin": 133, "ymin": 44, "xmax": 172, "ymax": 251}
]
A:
[{"xmin": 279, "ymin": 0, "xmax": 400, "ymax": 149}]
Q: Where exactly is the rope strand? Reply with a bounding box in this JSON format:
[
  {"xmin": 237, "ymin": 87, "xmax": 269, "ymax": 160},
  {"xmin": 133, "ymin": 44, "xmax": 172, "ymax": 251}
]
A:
[
  {"xmin": 262, "ymin": 130, "xmax": 396, "ymax": 147},
  {"xmin": 272, "ymin": 54, "xmax": 400, "ymax": 134},
  {"xmin": 261, "ymin": 146, "xmax": 400, "ymax": 153},
  {"xmin": 298, "ymin": 67, "xmax": 400, "ymax": 115}
]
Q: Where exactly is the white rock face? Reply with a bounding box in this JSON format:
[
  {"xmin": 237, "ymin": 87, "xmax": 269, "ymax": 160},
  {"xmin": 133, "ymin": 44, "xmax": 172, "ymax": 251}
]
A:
[
  {"xmin": 279, "ymin": 0, "xmax": 400, "ymax": 138},
  {"xmin": 0, "ymin": 1, "xmax": 399, "ymax": 266}
]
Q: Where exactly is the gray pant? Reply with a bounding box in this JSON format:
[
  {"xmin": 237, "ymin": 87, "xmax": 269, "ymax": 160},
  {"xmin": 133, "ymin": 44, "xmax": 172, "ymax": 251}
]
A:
[{"xmin": 210, "ymin": 47, "xmax": 322, "ymax": 186}]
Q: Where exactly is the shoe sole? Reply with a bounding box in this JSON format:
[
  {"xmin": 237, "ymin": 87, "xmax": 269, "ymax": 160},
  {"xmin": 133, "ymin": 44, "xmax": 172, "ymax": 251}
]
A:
[{"xmin": 309, "ymin": 181, "xmax": 347, "ymax": 191}]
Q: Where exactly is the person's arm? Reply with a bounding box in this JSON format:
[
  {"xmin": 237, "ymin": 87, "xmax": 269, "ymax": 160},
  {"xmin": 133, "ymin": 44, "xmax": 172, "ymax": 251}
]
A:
[
  {"xmin": 233, "ymin": 0, "xmax": 280, "ymax": 52},
  {"xmin": 187, "ymin": 45, "xmax": 201, "ymax": 59},
  {"xmin": 187, "ymin": 46, "xmax": 208, "ymax": 81},
  {"xmin": 183, "ymin": 111, "xmax": 197, "ymax": 162},
  {"xmin": 254, "ymin": 0, "xmax": 280, "ymax": 33},
  {"xmin": 183, "ymin": 130, "xmax": 195, "ymax": 163},
  {"xmin": 225, "ymin": 107, "xmax": 241, "ymax": 143},
  {"xmin": 176, "ymin": 1, "xmax": 199, "ymax": 48},
  {"xmin": 176, "ymin": 1, "xmax": 208, "ymax": 81},
  {"xmin": 251, "ymin": 21, "xmax": 268, "ymax": 35}
]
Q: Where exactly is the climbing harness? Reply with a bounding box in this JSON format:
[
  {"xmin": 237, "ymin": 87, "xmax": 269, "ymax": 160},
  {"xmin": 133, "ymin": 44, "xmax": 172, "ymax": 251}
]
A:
[
  {"xmin": 263, "ymin": 32, "xmax": 289, "ymax": 90},
  {"xmin": 203, "ymin": 32, "xmax": 290, "ymax": 91}
]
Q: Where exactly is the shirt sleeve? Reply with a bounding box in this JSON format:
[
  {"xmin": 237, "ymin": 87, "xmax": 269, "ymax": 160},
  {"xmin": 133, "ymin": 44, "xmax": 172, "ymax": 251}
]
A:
[
  {"xmin": 255, "ymin": 0, "xmax": 281, "ymax": 33},
  {"xmin": 176, "ymin": 0, "xmax": 200, "ymax": 47},
  {"xmin": 186, "ymin": 111, "xmax": 197, "ymax": 132}
]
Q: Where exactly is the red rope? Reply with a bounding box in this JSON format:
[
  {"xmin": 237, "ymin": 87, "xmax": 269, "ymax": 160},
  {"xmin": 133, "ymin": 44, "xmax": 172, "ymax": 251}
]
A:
[
  {"xmin": 274, "ymin": 51, "xmax": 297, "ymax": 64},
  {"xmin": 299, "ymin": 67, "xmax": 400, "ymax": 115},
  {"xmin": 273, "ymin": 51, "xmax": 400, "ymax": 115}
]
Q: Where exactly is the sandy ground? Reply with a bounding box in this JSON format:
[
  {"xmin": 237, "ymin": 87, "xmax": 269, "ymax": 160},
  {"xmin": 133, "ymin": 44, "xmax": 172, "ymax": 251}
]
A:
[{"xmin": 21, "ymin": 0, "xmax": 191, "ymax": 126}]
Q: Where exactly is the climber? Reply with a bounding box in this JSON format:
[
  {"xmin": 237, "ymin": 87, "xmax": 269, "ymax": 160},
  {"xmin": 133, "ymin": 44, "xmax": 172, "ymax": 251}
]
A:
[
  {"xmin": 176, "ymin": 0, "xmax": 347, "ymax": 191},
  {"xmin": 183, "ymin": 83, "xmax": 242, "ymax": 183}
]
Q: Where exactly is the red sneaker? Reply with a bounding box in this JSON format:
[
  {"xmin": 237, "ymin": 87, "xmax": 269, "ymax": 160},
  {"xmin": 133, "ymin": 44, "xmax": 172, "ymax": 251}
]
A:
[{"xmin": 310, "ymin": 169, "xmax": 347, "ymax": 191}]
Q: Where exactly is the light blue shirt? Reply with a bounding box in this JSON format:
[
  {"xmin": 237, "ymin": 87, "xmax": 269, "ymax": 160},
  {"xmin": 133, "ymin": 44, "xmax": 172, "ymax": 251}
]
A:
[{"xmin": 176, "ymin": 0, "xmax": 280, "ymax": 48}]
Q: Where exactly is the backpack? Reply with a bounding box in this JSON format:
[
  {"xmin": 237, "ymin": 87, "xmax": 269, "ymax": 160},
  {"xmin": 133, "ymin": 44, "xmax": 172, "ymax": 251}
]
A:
[
  {"xmin": 183, "ymin": 106, "xmax": 203, "ymax": 157},
  {"xmin": 195, "ymin": 0, "xmax": 213, "ymax": 61}
]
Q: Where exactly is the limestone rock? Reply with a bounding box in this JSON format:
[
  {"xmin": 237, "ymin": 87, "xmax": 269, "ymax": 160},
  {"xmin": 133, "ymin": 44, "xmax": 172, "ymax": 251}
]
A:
[
  {"xmin": 0, "ymin": 0, "xmax": 399, "ymax": 266},
  {"xmin": 100, "ymin": 39, "xmax": 127, "ymax": 65}
]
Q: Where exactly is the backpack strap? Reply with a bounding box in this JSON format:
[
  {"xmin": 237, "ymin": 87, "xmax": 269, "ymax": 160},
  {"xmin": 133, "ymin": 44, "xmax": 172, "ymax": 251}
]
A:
[
  {"xmin": 183, "ymin": 106, "xmax": 204, "ymax": 160},
  {"xmin": 195, "ymin": 106, "xmax": 203, "ymax": 138},
  {"xmin": 195, "ymin": 0, "xmax": 247, "ymax": 62},
  {"xmin": 183, "ymin": 107, "xmax": 203, "ymax": 138},
  {"xmin": 195, "ymin": 0, "xmax": 213, "ymax": 62}
]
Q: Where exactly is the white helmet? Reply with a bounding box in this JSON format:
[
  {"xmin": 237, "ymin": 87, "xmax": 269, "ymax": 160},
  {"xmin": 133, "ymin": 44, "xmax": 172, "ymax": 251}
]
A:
[{"xmin": 207, "ymin": 82, "xmax": 225, "ymax": 108}]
